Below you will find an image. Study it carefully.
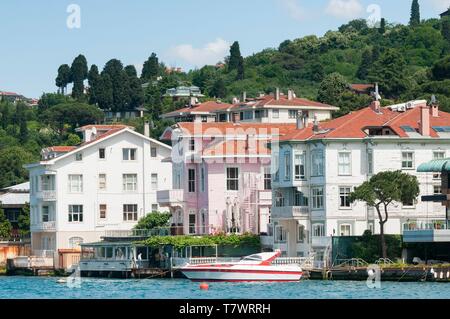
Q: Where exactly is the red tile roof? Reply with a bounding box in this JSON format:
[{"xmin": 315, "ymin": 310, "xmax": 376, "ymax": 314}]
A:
[
  {"xmin": 280, "ymin": 105, "xmax": 450, "ymax": 141},
  {"xmin": 47, "ymin": 146, "xmax": 77, "ymax": 153},
  {"xmin": 163, "ymin": 101, "xmax": 232, "ymax": 117},
  {"xmin": 350, "ymin": 84, "xmax": 374, "ymax": 93},
  {"xmin": 229, "ymin": 95, "xmax": 338, "ymax": 110},
  {"xmin": 76, "ymin": 124, "xmax": 131, "ymax": 131}
]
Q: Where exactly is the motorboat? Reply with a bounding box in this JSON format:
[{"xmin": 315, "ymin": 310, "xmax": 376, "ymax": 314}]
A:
[{"xmin": 180, "ymin": 251, "xmax": 302, "ymax": 282}]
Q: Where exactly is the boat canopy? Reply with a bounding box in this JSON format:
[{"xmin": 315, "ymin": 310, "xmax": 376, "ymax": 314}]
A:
[{"xmin": 417, "ymin": 158, "xmax": 450, "ymax": 172}]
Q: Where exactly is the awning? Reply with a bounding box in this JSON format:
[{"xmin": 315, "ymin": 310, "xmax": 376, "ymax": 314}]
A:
[{"xmin": 417, "ymin": 158, "xmax": 450, "ymax": 172}]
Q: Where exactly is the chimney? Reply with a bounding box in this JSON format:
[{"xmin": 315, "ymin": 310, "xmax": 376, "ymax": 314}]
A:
[
  {"xmin": 430, "ymin": 95, "xmax": 439, "ymax": 117},
  {"xmin": 242, "ymin": 91, "xmax": 247, "ymax": 102},
  {"xmin": 288, "ymin": 89, "xmax": 294, "ymax": 101},
  {"xmin": 313, "ymin": 115, "xmax": 319, "ymax": 134},
  {"xmin": 370, "ymin": 83, "xmax": 381, "ymax": 113},
  {"xmin": 296, "ymin": 111, "xmax": 304, "ymax": 129},
  {"xmin": 189, "ymin": 96, "xmax": 198, "ymax": 108},
  {"xmin": 144, "ymin": 121, "xmax": 150, "ymax": 137},
  {"xmin": 275, "ymin": 88, "xmax": 280, "ymax": 101},
  {"xmin": 419, "ymin": 106, "xmax": 430, "ymax": 137}
]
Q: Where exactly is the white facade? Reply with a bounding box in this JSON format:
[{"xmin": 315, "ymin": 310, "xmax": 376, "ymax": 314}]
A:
[
  {"xmin": 26, "ymin": 127, "xmax": 172, "ymax": 264},
  {"xmin": 271, "ymin": 138, "xmax": 450, "ymax": 257}
]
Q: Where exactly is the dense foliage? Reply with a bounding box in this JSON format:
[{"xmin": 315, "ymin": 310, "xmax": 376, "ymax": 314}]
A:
[
  {"xmin": 0, "ymin": 208, "xmax": 12, "ymax": 239},
  {"xmin": 350, "ymin": 231, "xmax": 403, "ymax": 262},
  {"xmin": 141, "ymin": 233, "xmax": 261, "ymax": 249},
  {"xmin": 134, "ymin": 212, "xmax": 171, "ymax": 230}
]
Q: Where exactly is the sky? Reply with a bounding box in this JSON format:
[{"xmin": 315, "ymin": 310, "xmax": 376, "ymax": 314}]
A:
[{"xmin": 0, "ymin": 0, "xmax": 449, "ymax": 98}]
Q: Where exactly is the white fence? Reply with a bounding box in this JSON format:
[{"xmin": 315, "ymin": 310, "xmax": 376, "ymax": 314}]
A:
[{"xmin": 13, "ymin": 256, "xmax": 54, "ymax": 268}]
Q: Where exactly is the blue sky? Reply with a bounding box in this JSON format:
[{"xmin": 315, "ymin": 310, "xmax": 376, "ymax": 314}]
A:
[{"xmin": 0, "ymin": 0, "xmax": 449, "ymax": 98}]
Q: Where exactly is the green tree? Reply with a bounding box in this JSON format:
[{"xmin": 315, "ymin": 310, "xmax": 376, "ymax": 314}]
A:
[
  {"xmin": 37, "ymin": 93, "xmax": 72, "ymax": 112},
  {"xmin": 95, "ymin": 73, "xmax": 114, "ymax": 110},
  {"xmin": 0, "ymin": 102, "xmax": 11, "ymax": 130},
  {"xmin": 228, "ymin": 41, "xmax": 242, "ymax": 71},
  {"xmin": 88, "ymin": 65, "xmax": 101, "ymax": 105},
  {"xmin": 379, "ymin": 18, "xmax": 386, "ymax": 34},
  {"xmin": 431, "ymin": 55, "xmax": 450, "ymax": 80},
  {"xmin": 236, "ymin": 56, "xmax": 245, "ymax": 80},
  {"xmin": 442, "ymin": 17, "xmax": 450, "ymax": 43},
  {"xmin": 17, "ymin": 103, "xmax": 28, "ymax": 143},
  {"xmin": 17, "ymin": 203, "xmax": 30, "ymax": 237},
  {"xmin": 368, "ymin": 49, "xmax": 409, "ymax": 98},
  {"xmin": 70, "ymin": 54, "xmax": 88, "ymax": 100},
  {"xmin": 0, "ymin": 207, "xmax": 12, "ymax": 239},
  {"xmin": 210, "ymin": 78, "xmax": 227, "ymax": 98},
  {"xmin": 134, "ymin": 212, "xmax": 171, "ymax": 230},
  {"xmin": 410, "ymin": 0, "xmax": 420, "ymax": 27},
  {"xmin": 55, "ymin": 64, "xmax": 71, "ymax": 95},
  {"xmin": 102, "ymin": 59, "xmax": 131, "ymax": 111},
  {"xmin": 42, "ymin": 102, "xmax": 104, "ymax": 134},
  {"xmin": 349, "ymin": 171, "xmax": 420, "ymax": 258},
  {"xmin": 142, "ymin": 53, "xmax": 159, "ymax": 80},
  {"xmin": 125, "ymin": 65, "xmax": 144, "ymax": 109},
  {"xmin": 0, "ymin": 146, "xmax": 35, "ymax": 188},
  {"xmin": 317, "ymin": 72, "xmax": 348, "ymax": 105},
  {"xmin": 65, "ymin": 133, "xmax": 82, "ymax": 146},
  {"xmin": 357, "ymin": 48, "xmax": 373, "ymax": 80}
]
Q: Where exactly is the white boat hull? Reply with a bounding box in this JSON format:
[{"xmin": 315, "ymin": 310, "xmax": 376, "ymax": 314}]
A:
[{"xmin": 181, "ymin": 265, "xmax": 303, "ymax": 282}]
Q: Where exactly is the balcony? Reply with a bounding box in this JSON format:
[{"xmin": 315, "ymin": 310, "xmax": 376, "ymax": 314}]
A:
[
  {"xmin": 272, "ymin": 206, "xmax": 309, "ymax": 219},
  {"xmin": 31, "ymin": 221, "xmax": 56, "ymax": 232},
  {"xmin": 157, "ymin": 189, "xmax": 184, "ymax": 206},
  {"xmin": 312, "ymin": 236, "xmax": 332, "ymax": 248},
  {"xmin": 36, "ymin": 190, "xmax": 56, "ymax": 201},
  {"xmin": 258, "ymin": 190, "xmax": 272, "ymax": 205},
  {"xmin": 403, "ymin": 222, "xmax": 450, "ymax": 243}
]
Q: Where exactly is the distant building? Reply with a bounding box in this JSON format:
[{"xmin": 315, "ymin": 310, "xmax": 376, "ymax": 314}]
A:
[
  {"xmin": 161, "ymin": 100, "xmax": 232, "ymax": 123},
  {"xmin": 440, "ymin": 8, "xmax": 450, "ymax": 18},
  {"xmin": 0, "ymin": 182, "xmax": 30, "ymax": 239},
  {"xmin": 0, "ymin": 91, "xmax": 24, "ymax": 104},
  {"xmin": 103, "ymin": 107, "xmax": 147, "ymax": 122},
  {"xmin": 164, "ymin": 86, "xmax": 205, "ymax": 100},
  {"xmin": 165, "ymin": 67, "xmax": 183, "ymax": 74}
]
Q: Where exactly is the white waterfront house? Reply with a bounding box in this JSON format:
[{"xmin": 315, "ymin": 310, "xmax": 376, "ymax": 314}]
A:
[
  {"xmin": 25, "ymin": 124, "xmax": 172, "ymax": 267},
  {"xmin": 271, "ymin": 99, "xmax": 450, "ymax": 258}
]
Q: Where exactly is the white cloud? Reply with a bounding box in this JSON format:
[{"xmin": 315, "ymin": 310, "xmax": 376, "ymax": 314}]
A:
[
  {"xmin": 169, "ymin": 38, "xmax": 230, "ymax": 67},
  {"xmin": 428, "ymin": 0, "xmax": 450, "ymax": 11},
  {"xmin": 279, "ymin": 0, "xmax": 305, "ymax": 21},
  {"xmin": 325, "ymin": 0, "xmax": 364, "ymax": 19}
]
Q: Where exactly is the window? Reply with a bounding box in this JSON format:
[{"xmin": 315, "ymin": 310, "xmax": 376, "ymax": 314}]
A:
[
  {"xmin": 401, "ymin": 152, "xmax": 414, "ymax": 169},
  {"xmin": 294, "ymin": 190, "xmax": 308, "ymax": 207},
  {"xmin": 75, "ymin": 153, "xmax": 83, "ymax": 161},
  {"xmin": 275, "ymin": 191, "xmax": 285, "ymax": 207},
  {"xmin": 297, "ymin": 225, "xmax": 305, "ymax": 243},
  {"xmin": 123, "ymin": 148, "xmax": 137, "ymax": 161},
  {"xmin": 40, "ymin": 175, "xmax": 54, "ymax": 191},
  {"xmin": 151, "ymin": 204, "xmax": 158, "ymax": 212},
  {"xmin": 338, "ymin": 152, "xmax": 351, "ymax": 176},
  {"xmin": 264, "ymin": 167, "xmax": 272, "ymax": 190},
  {"xmin": 433, "ymin": 152, "xmax": 445, "ymax": 179},
  {"xmin": 123, "ymin": 174, "xmax": 137, "ymax": 192},
  {"xmin": 275, "ymin": 225, "xmax": 286, "ymax": 242},
  {"xmin": 151, "ymin": 174, "xmax": 158, "ymax": 190},
  {"xmin": 123, "ymin": 204, "xmax": 138, "ymax": 221},
  {"xmin": 312, "ymin": 187, "xmax": 324, "ymax": 209},
  {"xmin": 340, "ymin": 224, "xmax": 351, "ymax": 236},
  {"xmin": 69, "ymin": 237, "xmax": 83, "ymax": 249},
  {"xmin": 273, "ymin": 153, "xmax": 279, "ymax": 182},
  {"xmin": 99, "ymin": 148, "xmax": 106, "ymax": 159},
  {"xmin": 312, "ymin": 224, "xmax": 325, "ymax": 237},
  {"xmin": 201, "ymin": 115, "xmax": 208, "ymax": 123},
  {"xmin": 189, "ymin": 213, "xmax": 196, "ymax": 234},
  {"xmin": 311, "ymin": 150, "xmax": 324, "ymax": 177},
  {"xmin": 200, "ymin": 166, "xmax": 206, "ymax": 192},
  {"xmin": 272, "ymin": 109, "xmax": 279, "ymax": 119},
  {"xmin": 68, "ymin": 205, "xmax": 83, "ymax": 223},
  {"xmin": 243, "ymin": 111, "xmax": 253, "ymax": 120},
  {"xmin": 226, "ymin": 167, "xmax": 239, "ymax": 191},
  {"xmin": 98, "ymin": 174, "xmax": 107, "ymax": 190},
  {"xmin": 99, "ymin": 204, "xmax": 107, "ymax": 219},
  {"xmin": 68, "ymin": 175, "xmax": 83, "ymax": 193},
  {"xmin": 339, "ymin": 187, "xmax": 352, "ymax": 208},
  {"xmin": 189, "ymin": 139, "xmax": 195, "ymax": 151},
  {"xmin": 434, "ymin": 185, "xmax": 442, "ymax": 195},
  {"xmin": 42, "ymin": 206, "xmax": 49, "ymax": 222},
  {"xmin": 151, "ymin": 147, "xmax": 157, "ymax": 158},
  {"xmin": 188, "ymin": 169, "xmax": 196, "ymax": 193},
  {"xmin": 284, "ymin": 152, "xmax": 291, "ymax": 181},
  {"xmin": 294, "ymin": 152, "xmax": 306, "ymax": 180},
  {"xmin": 288, "ymin": 110, "xmax": 297, "ymax": 119},
  {"xmin": 367, "ymin": 150, "xmax": 374, "ymax": 175},
  {"xmin": 402, "ymin": 198, "xmax": 415, "ymax": 207}
]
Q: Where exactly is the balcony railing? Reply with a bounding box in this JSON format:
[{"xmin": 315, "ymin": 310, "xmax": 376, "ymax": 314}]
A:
[
  {"xmin": 272, "ymin": 206, "xmax": 309, "ymax": 219},
  {"xmin": 311, "ymin": 236, "xmax": 332, "ymax": 247},
  {"xmin": 31, "ymin": 221, "xmax": 56, "ymax": 232},
  {"xmin": 102, "ymin": 226, "xmax": 215, "ymax": 239},
  {"xmin": 157, "ymin": 189, "xmax": 184, "ymax": 205},
  {"xmin": 403, "ymin": 221, "xmax": 449, "ymax": 232},
  {"xmin": 36, "ymin": 190, "xmax": 56, "ymax": 201}
]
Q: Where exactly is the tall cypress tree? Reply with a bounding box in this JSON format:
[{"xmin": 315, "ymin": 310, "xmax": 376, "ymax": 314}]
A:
[
  {"xmin": 88, "ymin": 65, "xmax": 100, "ymax": 105},
  {"xmin": 102, "ymin": 59, "xmax": 131, "ymax": 112},
  {"xmin": 442, "ymin": 17, "xmax": 450, "ymax": 43},
  {"xmin": 409, "ymin": 0, "xmax": 420, "ymax": 27},
  {"xmin": 125, "ymin": 65, "xmax": 144, "ymax": 109},
  {"xmin": 70, "ymin": 54, "xmax": 88, "ymax": 99},
  {"xmin": 17, "ymin": 103, "xmax": 28, "ymax": 143},
  {"xmin": 55, "ymin": 64, "xmax": 71, "ymax": 95},
  {"xmin": 357, "ymin": 48, "xmax": 373, "ymax": 80},
  {"xmin": 236, "ymin": 56, "xmax": 245, "ymax": 80},
  {"xmin": 379, "ymin": 18, "xmax": 386, "ymax": 34},
  {"xmin": 142, "ymin": 53, "xmax": 159, "ymax": 81},
  {"xmin": 228, "ymin": 41, "xmax": 242, "ymax": 71}
]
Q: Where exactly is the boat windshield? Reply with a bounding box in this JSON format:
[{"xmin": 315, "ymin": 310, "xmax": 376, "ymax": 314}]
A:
[{"xmin": 242, "ymin": 254, "xmax": 263, "ymax": 261}]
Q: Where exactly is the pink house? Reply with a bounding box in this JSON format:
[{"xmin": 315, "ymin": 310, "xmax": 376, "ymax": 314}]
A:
[{"xmin": 157, "ymin": 122, "xmax": 297, "ymax": 235}]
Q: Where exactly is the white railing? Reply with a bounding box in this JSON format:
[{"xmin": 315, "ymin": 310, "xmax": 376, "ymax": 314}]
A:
[
  {"xmin": 13, "ymin": 256, "xmax": 54, "ymax": 268},
  {"xmin": 31, "ymin": 221, "xmax": 56, "ymax": 231},
  {"xmin": 157, "ymin": 189, "xmax": 184, "ymax": 204},
  {"xmin": 403, "ymin": 221, "xmax": 449, "ymax": 231},
  {"xmin": 259, "ymin": 191, "xmax": 272, "ymax": 201},
  {"xmin": 33, "ymin": 250, "xmax": 55, "ymax": 258},
  {"xmin": 36, "ymin": 190, "xmax": 56, "ymax": 201},
  {"xmin": 272, "ymin": 206, "xmax": 309, "ymax": 218}
]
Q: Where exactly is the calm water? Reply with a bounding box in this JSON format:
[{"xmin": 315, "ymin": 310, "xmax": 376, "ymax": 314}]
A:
[{"xmin": 1, "ymin": 277, "xmax": 450, "ymax": 299}]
